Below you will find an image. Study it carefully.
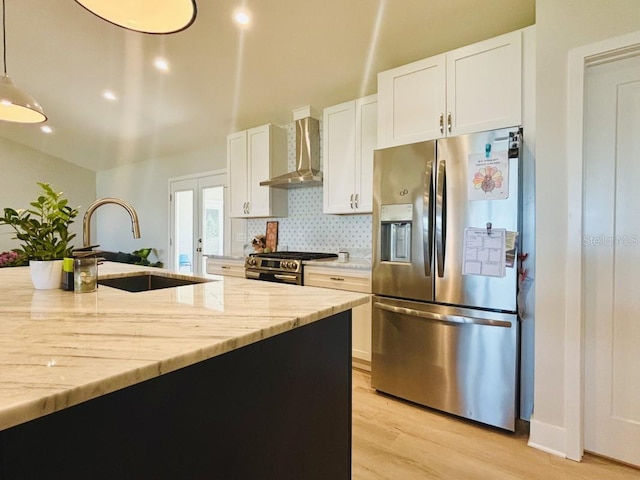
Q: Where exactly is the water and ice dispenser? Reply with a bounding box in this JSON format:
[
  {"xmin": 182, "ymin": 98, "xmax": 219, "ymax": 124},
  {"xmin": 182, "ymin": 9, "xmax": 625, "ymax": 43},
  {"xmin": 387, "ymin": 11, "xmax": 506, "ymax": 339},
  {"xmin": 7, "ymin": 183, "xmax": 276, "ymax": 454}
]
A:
[{"xmin": 380, "ymin": 204, "xmax": 413, "ymax": 263}]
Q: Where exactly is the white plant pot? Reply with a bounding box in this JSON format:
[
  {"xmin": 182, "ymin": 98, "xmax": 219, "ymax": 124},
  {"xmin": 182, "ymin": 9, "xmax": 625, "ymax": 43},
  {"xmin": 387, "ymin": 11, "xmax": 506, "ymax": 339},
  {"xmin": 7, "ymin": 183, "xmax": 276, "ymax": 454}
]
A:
[{"xmin": 29, "ymin": 260, "xmax": 63, "ymax": 290}]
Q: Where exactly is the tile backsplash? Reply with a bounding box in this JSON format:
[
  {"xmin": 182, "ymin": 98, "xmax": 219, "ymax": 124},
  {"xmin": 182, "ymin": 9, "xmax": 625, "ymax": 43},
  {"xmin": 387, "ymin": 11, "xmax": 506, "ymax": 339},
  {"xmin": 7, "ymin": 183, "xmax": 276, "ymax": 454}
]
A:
[{"xmin": 247, "ymin": 122, "xmax": 372, "ymax": 257}]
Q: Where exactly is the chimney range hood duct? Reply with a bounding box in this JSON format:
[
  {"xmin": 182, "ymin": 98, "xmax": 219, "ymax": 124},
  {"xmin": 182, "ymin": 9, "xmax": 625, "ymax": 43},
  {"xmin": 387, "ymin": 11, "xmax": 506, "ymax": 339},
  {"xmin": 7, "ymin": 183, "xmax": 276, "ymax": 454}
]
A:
[{"xmin": 260, "ymin": 112, "xmax": 321, "ymax": 189}]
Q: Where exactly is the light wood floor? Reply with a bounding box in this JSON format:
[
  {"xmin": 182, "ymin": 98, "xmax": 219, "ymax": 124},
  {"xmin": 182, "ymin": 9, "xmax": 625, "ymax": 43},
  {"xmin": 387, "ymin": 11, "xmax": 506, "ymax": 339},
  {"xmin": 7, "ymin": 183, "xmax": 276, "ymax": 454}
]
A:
[{"xmin": 351, "ymin": 369, "xmax": 639, "ymax": 479}]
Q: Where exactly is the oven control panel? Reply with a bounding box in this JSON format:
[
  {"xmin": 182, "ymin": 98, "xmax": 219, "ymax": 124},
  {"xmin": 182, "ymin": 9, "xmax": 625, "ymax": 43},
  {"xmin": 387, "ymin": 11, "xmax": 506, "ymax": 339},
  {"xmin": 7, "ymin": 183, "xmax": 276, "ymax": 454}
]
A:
[{"xmin": 245, "ymin": 256, "xmax": 302, "ymax": 273}]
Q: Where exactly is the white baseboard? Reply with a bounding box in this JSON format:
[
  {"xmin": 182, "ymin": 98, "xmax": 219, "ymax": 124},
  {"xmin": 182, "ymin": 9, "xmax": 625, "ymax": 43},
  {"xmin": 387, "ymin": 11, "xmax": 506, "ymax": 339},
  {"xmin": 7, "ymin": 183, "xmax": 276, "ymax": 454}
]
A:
[
  {"xmin": 352, "ymin": 357, "xmax": 371, "ymax": 372},
  {"xmin": 528, "ymin": 417, "xmax": 568, "ymax": 458}
]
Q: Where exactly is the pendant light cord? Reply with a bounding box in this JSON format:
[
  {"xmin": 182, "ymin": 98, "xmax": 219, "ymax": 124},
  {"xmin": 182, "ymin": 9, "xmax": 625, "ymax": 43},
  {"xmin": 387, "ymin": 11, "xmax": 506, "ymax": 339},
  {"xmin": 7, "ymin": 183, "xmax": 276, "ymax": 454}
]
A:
[{"xmin": 2, "ymin": 0, "xmax": 6, "ymax": 76}]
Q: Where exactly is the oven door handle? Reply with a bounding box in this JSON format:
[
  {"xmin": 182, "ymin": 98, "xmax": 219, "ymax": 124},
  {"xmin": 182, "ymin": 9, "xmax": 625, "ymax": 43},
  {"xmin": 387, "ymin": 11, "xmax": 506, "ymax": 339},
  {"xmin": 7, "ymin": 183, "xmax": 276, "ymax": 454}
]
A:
[{"xmin": 274, "ymin": 274, "xmax": 299, "ymax": 282}]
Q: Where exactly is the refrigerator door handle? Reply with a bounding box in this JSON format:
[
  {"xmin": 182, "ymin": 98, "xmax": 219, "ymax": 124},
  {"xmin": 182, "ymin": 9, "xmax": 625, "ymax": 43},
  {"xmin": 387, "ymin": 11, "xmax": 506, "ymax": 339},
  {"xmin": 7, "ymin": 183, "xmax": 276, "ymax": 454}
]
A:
[
  {"xmin": 435, "ymin": 159, "xmax": 447, "ymax": 277},
  {"xmin": 423, "ymin": 157, "xmax": 434, "ymax": 277},
  {"xmin": 373, "ymin": 302, "xmax": 512, "ymax": 328}
]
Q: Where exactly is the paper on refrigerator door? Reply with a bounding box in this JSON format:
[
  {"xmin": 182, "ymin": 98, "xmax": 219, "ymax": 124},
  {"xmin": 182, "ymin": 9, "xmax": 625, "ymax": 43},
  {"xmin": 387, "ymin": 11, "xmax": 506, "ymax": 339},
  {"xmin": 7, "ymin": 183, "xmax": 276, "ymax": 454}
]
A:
[
  {"xmin": 462, "ymin": 227, "xmax": 506, "ymax": 277},
  {"xmin": 468, "ymin": 150, "xmax": 509, "ymax": 200}
]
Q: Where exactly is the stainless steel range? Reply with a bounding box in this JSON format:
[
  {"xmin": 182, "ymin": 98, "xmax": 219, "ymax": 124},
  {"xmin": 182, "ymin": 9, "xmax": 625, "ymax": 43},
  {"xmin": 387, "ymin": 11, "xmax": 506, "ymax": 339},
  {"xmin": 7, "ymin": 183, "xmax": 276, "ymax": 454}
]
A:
[{"xmin": 245, "ymin": 252, "xmax": 338, "ymax": 285}]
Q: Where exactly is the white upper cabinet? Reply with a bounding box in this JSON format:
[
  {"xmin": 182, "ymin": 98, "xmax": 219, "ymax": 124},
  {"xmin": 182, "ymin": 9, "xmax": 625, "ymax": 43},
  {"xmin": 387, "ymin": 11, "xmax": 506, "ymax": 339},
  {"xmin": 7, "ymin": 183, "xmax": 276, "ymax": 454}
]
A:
[
  {"xmin": 323, "ymin": 94, "xmax": 377, "ymax": 214},
  {"xmin": 378, "ymin": 30, "xmax": 522, "ymax": 148},
  {"xmin": 378, "ymin": 54, "xmax": 446, "ymax": 147},
  {"xmin": 227, "ymin": 131, "xmax": 249, "ymax": 218},
  {"xmin": 446, "ymin": 31, "xmax": 522, "ymax": 136},
  {"xmin": 227, "ymin": 124, "xmax": 288, "ymax": 218}
]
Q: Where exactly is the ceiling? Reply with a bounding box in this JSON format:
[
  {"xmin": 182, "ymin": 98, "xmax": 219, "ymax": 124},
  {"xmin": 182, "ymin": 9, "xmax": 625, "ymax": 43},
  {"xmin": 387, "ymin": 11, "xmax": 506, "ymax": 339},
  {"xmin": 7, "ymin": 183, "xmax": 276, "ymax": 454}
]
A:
[{"xmin": 0, "ymin": 0, "xmax": 535, "ymax": 172}]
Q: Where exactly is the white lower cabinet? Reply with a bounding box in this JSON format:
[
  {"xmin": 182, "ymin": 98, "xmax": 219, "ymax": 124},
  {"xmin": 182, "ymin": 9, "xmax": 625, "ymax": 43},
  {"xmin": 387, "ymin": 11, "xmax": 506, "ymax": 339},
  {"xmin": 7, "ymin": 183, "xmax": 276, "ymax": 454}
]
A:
[
  {"xmin": 206, "ymin": 257, "xmax": 246, "ymax": 278},
  {"xmin": 304, "ymin": 265, "xmax": 372, "ymax": 371}
]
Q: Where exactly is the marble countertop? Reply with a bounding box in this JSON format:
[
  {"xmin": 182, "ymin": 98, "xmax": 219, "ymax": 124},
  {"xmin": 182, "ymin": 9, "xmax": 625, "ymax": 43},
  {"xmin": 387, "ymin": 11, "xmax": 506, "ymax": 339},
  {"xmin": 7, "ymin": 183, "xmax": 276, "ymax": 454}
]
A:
[{"xmin": 0, "ymin": 262, "xmax": 368, "ymax": 431}]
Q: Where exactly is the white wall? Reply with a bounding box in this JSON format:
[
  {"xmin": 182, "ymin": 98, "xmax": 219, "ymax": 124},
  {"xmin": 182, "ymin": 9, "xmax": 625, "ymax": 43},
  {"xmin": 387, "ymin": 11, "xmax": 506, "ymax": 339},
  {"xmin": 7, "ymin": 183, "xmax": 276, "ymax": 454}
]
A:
[
  {"xmin": 0, "ymin": 137, "xmax": 95, "ymax": 253},
  {"xmin": 532, "ymin": 0, "xmax": 640, "ymax": 456},
  {"xmin": 95, "ymin": 144, "xmax": 232, "ymax": 263}
]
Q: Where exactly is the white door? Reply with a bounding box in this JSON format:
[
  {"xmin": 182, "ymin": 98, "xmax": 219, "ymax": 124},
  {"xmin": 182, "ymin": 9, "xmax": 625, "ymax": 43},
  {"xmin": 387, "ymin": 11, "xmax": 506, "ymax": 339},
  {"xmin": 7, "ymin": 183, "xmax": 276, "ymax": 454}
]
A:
[
  {"xmin": 583, "ymin": 52, "xmax": 640, "ymax": 466},
  {"xmin": 170, "ymin": 173, "xmax": 229, "ymax": 275}
]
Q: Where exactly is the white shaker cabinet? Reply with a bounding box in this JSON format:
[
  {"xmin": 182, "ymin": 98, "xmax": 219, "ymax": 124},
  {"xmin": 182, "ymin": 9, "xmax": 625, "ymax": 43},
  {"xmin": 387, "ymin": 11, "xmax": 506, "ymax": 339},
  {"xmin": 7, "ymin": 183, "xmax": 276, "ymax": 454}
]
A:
[
  {"xmin": 378, "ymin": 30, "xmax": 522, "ymax": 148},
  {"xmin": 206, "ymin": 257, "xmax": 245, "ymax": 278},
  {"xmin": 378, "ymin": 54, "xmax": 445, "ymax": 147},
  {"xmin": 304, "ymin": 265, "xmax": 372, "ymax": 371},
  {"xmin": 323, "ymin": 94, "xmax": 377, "ymax": 214},
  {"xmin": 227, "ymin": 124, "xmax": 288, "ymax": 218}
]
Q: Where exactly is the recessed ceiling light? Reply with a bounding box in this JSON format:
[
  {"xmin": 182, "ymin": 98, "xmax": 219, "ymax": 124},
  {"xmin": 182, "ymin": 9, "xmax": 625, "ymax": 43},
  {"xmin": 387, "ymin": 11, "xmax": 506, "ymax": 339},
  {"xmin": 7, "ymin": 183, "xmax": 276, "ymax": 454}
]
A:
[
  {"xmin": 234, "ymin": 10, "xmax": 251, "ymax": 25},
  {"xmin": 41, "ymin": 125, "xmax": 53, "ymax": 134},
  {"xmin": 154, "ymin": 57, "xmax": 170, "ymax": 72},
  {"xmin": 102, "ymin": 90, "xmax": 117, "ymax": 101}
]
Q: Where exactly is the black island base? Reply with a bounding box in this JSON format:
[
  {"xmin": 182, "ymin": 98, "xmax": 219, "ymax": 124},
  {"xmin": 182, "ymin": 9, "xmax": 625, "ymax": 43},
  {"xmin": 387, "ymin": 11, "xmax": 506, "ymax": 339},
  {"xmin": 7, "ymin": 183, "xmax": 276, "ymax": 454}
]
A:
[{"xmin": 0, "ymin": 311, "xmax": 352, "ymax": 480}]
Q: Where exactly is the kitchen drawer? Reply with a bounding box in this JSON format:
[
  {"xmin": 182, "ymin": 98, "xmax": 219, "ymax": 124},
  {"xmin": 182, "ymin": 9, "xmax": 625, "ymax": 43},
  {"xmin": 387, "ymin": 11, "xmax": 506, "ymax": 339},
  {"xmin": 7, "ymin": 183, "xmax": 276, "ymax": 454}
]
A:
[
  {"xmin": 303, "ymin": 266, "xmax": 371, "ymax": 293},
  {"xmin": 206, "ymin": 258, "xmax": 245, "ymax": 278}
]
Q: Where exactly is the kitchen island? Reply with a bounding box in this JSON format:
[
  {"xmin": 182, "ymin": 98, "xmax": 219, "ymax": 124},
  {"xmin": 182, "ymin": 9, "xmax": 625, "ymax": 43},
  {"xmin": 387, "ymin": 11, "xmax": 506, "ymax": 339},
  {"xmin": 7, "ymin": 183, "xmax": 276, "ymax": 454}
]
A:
[{"xmin": 0, "ymin": 263, "xmax": 368, "ymax": 479}]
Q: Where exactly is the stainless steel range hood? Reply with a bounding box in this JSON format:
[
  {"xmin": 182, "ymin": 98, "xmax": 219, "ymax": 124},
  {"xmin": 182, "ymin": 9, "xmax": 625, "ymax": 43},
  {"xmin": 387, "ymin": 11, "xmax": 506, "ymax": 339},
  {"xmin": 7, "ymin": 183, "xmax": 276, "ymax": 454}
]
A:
[{"xmin": 260, "ymin": 107, "xmax": 321, "ymax": 189}]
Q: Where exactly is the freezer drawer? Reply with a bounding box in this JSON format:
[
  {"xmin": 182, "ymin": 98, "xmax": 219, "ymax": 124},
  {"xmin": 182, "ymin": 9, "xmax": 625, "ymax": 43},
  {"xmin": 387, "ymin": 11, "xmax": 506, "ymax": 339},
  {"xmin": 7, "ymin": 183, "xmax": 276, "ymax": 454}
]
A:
[{"xmin": 371, "ymin": 296, "xmax": 519, "ymax": 431}]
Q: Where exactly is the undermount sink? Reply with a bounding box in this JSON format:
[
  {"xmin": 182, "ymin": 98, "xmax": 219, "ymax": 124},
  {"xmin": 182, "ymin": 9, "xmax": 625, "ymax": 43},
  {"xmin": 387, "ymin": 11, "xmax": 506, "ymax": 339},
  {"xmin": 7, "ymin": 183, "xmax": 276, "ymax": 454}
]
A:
[{"xmin": 98, "ymin": 273, "xmax": 213, "ymax": 293}]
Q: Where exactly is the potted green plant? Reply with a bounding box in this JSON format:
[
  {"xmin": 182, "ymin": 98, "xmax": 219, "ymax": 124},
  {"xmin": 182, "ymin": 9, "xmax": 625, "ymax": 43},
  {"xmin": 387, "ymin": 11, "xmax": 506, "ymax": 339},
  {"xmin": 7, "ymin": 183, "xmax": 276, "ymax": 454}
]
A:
[{"xmin": 0, "ymin": 182, "xmax": 79, "ymax": 289}]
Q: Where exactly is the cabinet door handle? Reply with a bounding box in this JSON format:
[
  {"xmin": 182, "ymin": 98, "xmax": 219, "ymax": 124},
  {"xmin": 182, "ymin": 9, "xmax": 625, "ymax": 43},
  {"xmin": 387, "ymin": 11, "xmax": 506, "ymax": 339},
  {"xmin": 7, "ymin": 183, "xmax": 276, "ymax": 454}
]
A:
[
  {"xmin": 447, "ymin": 112, "xmax": 452, "ymax": 133},
  {"xmin": 330, "ymin": 277, "xmax": 345, "ymax": 281},
  {"xmin": 349, "ymin": 193, "xmax": 354, "ymax": 209},
  {"xmin": 221, "ymin": 265, "xmax": 230, "ymax": 269},
  {"xmin": 354, "ymin": 193, "xmax": 359, "ymax": 209},
  {"xmin": 439, "ymin": 113, "xmax": 444, "ymax": 134}
]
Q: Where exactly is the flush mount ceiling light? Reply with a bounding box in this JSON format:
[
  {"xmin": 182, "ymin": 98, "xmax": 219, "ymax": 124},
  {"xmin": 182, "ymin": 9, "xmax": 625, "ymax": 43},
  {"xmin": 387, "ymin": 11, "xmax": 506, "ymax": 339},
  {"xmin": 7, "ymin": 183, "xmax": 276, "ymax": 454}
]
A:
[
  {"xmin": 0, "ymin": 0, "xmax": 46, "ymax": 123},
  {"xmin": 75, "ymin": 0, "xmax": 198, "ymax": 34}
]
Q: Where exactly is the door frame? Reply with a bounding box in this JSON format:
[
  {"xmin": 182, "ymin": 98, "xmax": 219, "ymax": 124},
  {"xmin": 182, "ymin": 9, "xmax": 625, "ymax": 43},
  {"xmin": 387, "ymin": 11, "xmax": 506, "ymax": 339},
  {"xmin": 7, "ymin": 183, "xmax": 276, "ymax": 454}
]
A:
[
  {"xmin": 565, "ymin": 30, "xmax": 640, "ymax": 462},
  {"xmin": 167, "ymin": 169, "xmax": 229, "ymax": 273}
]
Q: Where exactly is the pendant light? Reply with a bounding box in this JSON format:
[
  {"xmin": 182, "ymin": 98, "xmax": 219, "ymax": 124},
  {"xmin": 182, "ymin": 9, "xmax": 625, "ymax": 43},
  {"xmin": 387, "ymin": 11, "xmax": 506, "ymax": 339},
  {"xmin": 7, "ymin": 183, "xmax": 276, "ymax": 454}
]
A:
[
  {"xmin": 75, "ymin": 0, "xmax": 198, "ymax": 35},
  {"xmin": 0, "ymin": 0, "xmax": 46, "ymax": 123}
]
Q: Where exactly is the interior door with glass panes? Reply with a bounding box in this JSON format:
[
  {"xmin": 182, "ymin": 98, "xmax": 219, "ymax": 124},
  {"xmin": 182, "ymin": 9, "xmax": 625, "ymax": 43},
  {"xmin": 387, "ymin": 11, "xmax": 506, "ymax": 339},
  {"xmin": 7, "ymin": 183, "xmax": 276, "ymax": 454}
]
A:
[{"xmin": 170, "ymin": 172, "xmax": 229, "ymax": 275}]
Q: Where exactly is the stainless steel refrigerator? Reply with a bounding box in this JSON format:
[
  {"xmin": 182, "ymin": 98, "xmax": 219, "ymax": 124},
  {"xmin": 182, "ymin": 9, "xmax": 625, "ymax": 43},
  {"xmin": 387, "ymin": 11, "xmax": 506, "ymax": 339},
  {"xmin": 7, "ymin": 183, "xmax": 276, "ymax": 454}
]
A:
[{"xmin": 371, "ymin": 127, "xmax": 522, "ymax": 431}]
